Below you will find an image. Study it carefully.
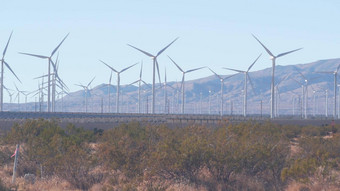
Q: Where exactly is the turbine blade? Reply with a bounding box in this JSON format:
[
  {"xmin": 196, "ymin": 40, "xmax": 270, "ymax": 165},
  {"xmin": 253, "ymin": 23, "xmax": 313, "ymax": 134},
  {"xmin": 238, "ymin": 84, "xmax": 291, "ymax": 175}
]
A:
[
  {"xmin": 75, "ymin": 84, "xmax": 86, "ymax": 89},
  {"xmin": 127, "ymin": 44, "xmax": 154, "ymax": 57},
  {"xmin": 100, "ymin": 60, "xmax": 119, "ymax": 73},
  {"xmin": 109, "ymin": 71, "xmax": 113, "ymax": 84},
  {"xmin": 156, "ymin": 37, "xmax": 179, "ymax": 57},
  {"xmin": 294, "ymin": 67, "xmax": 306, "ymax": 80},
  {"xmin": 33, "ymin": 74, "xmax": 49, "ymax": 80},
  {"xmin": 87, "ymin": 77, "xmax": 96, "ymax": 87},
  {"xmin": 50, "ymin": 59, "xmax": 58, "ymax": 73},
  {"xmin": 128, "ymin": 80, "xmax": 139, "ymax": 86},
  {"xmin": 223, "ymin": 67, "xmax": 244, "ymax": 73},
  {"xmin": 291, "ymin": 78, "xmax": 303, "ymax": 86},
  {"xmin": 141, "ymin": 80, "xmax": 151, "ymax": 88},
  {"xmin": 223, "ymin": 73, "xmax": 238, "ymax": 80},
  {"xmin": 168, "ymin": 56, "xmax": 184, "ymax": 72},
  {"xmin": 120, "ymin": 62, "xmax": 138, "ymax": 73},
  {"xmin": 19, "ymin": 52, "xmax": 49, "ymax": 59},
  {"xmin": 13, "ymin": 83, "xmax": 19, "ymax": 92},
  {"xmin": 180, "ymin": 74, "xmax": 184, "ymax": 93},
  {"xmin": 140, "ymin": 61, "xmax": 143, "ymax": 79},
  {"xmin": 247, "ymin": 73, "xmax": 256, "ymax": 95},
  {"xmin": 252, "ymin": 34, "xmax": 274, "ymax": 57},
  {"xmin": 208, "ymin": 68, "xmax": 222, "ymax": 79},
  {"xmin": 277, "ymin": 48, "xmax": 302, "ymax": 58},
  {"xmin": 51, "ymin": 33, "xmax": 69, "ymax": 57},
  {"xmin": 3, "ymin": 31, "xmax": 13, "ymax": 57},
  {"xmin": 3, "ymin": 61, "xmax": 21, "ymax": 83},
  {"xmin": 187, "ymin": 67, "xmax": 204, "ymax": 73},
  {"xmin": 247, "ymin": 53, "xmax": 262, "ymax": 72},
  {"xmin": 155, "ymin": 59, "xmax": 161, "ymax": 84}
]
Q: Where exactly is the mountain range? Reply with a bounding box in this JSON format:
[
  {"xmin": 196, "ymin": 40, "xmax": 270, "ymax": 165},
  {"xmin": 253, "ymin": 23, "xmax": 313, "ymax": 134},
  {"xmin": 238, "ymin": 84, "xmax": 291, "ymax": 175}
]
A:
[{"xmin": 5, "ymin": 58, "xmax": 340, "ymax": 116}]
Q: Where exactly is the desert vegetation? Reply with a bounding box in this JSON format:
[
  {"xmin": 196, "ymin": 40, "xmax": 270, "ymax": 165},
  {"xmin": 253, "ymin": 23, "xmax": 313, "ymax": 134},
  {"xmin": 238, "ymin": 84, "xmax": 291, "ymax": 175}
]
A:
[{"xmin": 0, "ymin": 119, "xmax": 340, "ymax": 190}]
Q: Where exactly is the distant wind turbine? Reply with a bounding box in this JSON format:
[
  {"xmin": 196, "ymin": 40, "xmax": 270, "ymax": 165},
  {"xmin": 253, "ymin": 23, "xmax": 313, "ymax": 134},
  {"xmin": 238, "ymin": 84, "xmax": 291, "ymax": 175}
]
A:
[
  {"xmin": 75, "ymin": 77, "xmax": 95, "ymax": 113},
  {"xmin": 0, "ymin": 31, "xmax": 21, "ymax": 111},
  {"xmin": 128, "ymin": 62, "xmax": 150, "ymax": 113},
  {"xmin": 318, "ymin": 63, "xmax": 340, "ymax": 118},
  {"xmin": 224, "ymin": 54, "xmax": 261, "ymax": 117},
  {"xmin": 100, "ymin": 60, "xmax": 137, "ymax": 113},
  {"xmin": 128, "ymin": 37, "xmax": 178, "ymax": 114},
  {"xmin": 19, "ymin": 33, "xmax": 69, "ymax": 112},
  {"xmin": 252, "ymin": 34, "xmax": 302, "ymax": 118},
  {"xmin": 168, "ymin": 56, "xmax": 204, "ymax": 114},
  {"xmin": 208, "ymin": 68, "xmax": 237, "ymax": 116}
]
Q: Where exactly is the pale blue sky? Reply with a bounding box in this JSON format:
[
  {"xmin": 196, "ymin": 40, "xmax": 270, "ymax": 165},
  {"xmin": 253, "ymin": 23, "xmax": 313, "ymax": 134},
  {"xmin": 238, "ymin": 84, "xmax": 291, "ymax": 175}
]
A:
[{"xmin": 1, "ymin": 0, "xmax": 340, "ymax": 102}]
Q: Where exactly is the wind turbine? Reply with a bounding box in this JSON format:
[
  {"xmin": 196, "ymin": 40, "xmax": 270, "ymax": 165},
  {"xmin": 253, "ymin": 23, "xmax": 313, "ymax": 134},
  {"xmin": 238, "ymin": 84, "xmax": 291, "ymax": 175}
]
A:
[
  {"xmin": 318, "ymin": 63, "xmax": 340, "ymax": 118},
  {"xmin": 160, "ymin": 68, "xmax": 176, "ymax": 114},
  {"xmin": 252, "ymin": 34, "xmax": 302, "ymax": 118},
  {"xmin": 292, "ymin": 78, "xmax": 305, "ymax": 119},
  {"xmin": 128, "ymin": 62, "xmax": 150, "ymax": 113},
  {"xmin": 273, "ymin": 74, "xmax": 290, "ymax": 117},
  {"xmin": 19, "ymin": 33, "xmax": 69, "ymax": 112},
  {"xmin": 107, "ymin": 71, "xmax": 113, "ymax": 113},
  {"xmin": 224, "ymin": 54, "xmax": 261, "ymax": 117},
  {"xmin": 127, "ymin": 37, "xmax": 178, "ymax": 114},
  {"xmin": 0, "ymin": 31, "xmax": 22, "ymax": 111},
  {"xmin": 208, "ymin": 68, "xmax": 237, "ymax": 116},
  {"xmin": 14, "ymin": 84, "xmax": 27, "ymax": 112},
  {"xmin": 168, "ymin": 56, "xmax": 204, "ymax": 114},
  {"xmin": 100, "ymin": 60, "xmax": 137, "ymax": 113},
  {"xmin": 75, "ymin": 77, "xmax": 95, "ymax": 113}
]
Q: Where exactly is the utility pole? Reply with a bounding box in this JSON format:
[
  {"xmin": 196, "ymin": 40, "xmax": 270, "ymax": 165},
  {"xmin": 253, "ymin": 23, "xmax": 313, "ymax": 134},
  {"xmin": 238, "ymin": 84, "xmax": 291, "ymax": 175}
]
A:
[{"xmin": 12, "ymin": 144, "xmax": 20, "ymax": 184}]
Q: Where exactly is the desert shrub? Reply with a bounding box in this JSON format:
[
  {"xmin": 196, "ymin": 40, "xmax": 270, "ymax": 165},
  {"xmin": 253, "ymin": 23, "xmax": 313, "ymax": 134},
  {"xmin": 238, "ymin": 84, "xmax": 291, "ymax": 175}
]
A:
[
  {"xmin": 281, "ymin": 125, "xmax": 301, "ymax": 139},
  {"xmin": 4, "ymin": 119, "xmax": 98, "ymax": 190},
  {"xmin": 98, "ymin": 122, "xmax": 151, "ymax": 179},
  {"xmin": 282, "ymin": 136, "xmax": 340, "ymax": 184},
  {"xmin": 0, "ymin": 178, "xmax": 10, "ymax": 191}
]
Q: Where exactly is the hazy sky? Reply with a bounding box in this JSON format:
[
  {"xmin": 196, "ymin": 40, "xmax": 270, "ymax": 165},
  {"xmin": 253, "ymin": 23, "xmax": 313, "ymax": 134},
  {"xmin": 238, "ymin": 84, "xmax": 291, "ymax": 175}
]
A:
[{"xmin": 1, "ymin": 0, "xmax": 340, "ymax": 102}]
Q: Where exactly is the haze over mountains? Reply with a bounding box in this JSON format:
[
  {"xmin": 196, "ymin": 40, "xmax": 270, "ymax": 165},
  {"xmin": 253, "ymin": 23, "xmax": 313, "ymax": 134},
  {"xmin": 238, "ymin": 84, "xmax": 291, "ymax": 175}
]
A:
[{"xmin": 5, "ymin": 58, "xmax": 340, "ymax": 116}]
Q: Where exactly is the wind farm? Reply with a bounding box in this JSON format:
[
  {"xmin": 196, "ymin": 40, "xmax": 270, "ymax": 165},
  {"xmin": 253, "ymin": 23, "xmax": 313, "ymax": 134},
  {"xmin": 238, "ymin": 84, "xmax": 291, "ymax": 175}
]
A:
[
  {"xmin": 0, "ymin": 32, "xmax": 340, "ymax": 119},
  {"xmin": 2, "ymin": 1, "xmax": 340, "ymax": 190}
]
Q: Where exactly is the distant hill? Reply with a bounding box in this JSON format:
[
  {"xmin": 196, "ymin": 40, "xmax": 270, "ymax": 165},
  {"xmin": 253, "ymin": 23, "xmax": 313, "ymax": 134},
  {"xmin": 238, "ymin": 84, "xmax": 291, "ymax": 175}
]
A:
[{"xmin": 5, "ymin": 58, "xmax": 340, "ymax": 116}]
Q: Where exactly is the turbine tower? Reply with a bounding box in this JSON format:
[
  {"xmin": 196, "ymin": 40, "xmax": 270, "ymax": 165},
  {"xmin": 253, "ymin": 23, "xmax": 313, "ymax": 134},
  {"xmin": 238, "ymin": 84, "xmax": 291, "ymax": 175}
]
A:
[
  {"xmin": 0, "ymin": 31, "xmax": 21, "ymax": 111},
  {"xmin": 100, "ymin": 60, "xmax": 137, "ymax": 113},
  {"xmin": 107, "ymin": 71, "xmax": 113, "ymax": 113},
  {"xmin": 19, "ymin": 33, "xmax": 69, "ymax": 112},
  {"xmin": 224, "ymin": 54, "xmax": 261, "ymax": 117},
  {"xmin": 208, "ymin": 68, "xmax": 237, "ymax": 116},
  {"xmin": 318, "ymin": 64, "xmax": 340, "ymax": 118},
  {"xmin": 168, "ymin": 56, "xmax": 204, "ymax": 114},
  {"xmin": 252, "ymin": 34, "xmax": 302, "ymax": 118},
  {"xmin": 128, "ymin": 37, "xmax": 178, "ymax": 114}
]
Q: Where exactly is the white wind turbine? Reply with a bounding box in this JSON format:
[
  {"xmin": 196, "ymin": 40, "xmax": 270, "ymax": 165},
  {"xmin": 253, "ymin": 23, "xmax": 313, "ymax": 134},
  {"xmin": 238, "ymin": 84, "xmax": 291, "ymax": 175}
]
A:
[
  {"xmin": 107, "ymin": 70, "xmax": 113, "ymax": 113},
  {"xmin": 128, "ymin": 62, "xmax": 150, "ymax": 113},
  {"xmin": 318, "ymin": 63, "xmax": 340, "ymax": 118},
  {"xmin": 128, "ymin": 37, "xmax": 178, "ymax": 114},
  {"xmin": 224, "ymin": 54, "xmax": 261, "ymax": 117},
  {"xmin": 19, "ymin": 33, "xmax": 69, "ymax": 112},
  {"xmin": 0, "ymin": 31, "xmax": 22, "ymax": 111},
  {"xmin": 208, "ymin": 68, "xmax": 237, "ymax": 116},
  {"xmin": 14, "ymin": 84, "xmax": 27, "ymax": 112},
  {"xmin": 273, "ymin": 74, "xmax": 290, "ymax": 117},
  {"xmin": 100, "ymin": 60, "xmax": 137, "ymax": 113},
  {"xmin": 252, "ymin": 34, "xmax": 302, "ymax": 118},
  {"xmin": 168, "ymin": 56, "xmax": 204, "ymax": 114},
  {"xmin": 75, "ymin": 77, "xmax": 95, "ymax": 113},
  {"xmin": 292, "ymin": 78, "xmax": 305, "ymax": 119}
]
